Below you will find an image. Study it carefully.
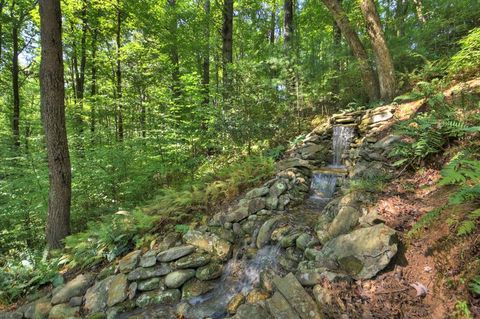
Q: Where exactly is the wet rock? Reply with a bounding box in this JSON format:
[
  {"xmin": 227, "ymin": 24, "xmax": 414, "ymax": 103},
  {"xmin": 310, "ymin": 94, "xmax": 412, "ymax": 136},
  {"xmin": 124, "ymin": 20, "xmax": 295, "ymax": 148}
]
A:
[
  {"xmin": 135, "ymin": 289, "xmax": 181, "ymax": 307},
  {"xmin": 173, "ymin": 252, "xmax": 211, "ymax": 269},
  {"xmin": 246, "ymin": 187, "xmax": 269, "ymax": 199},
  {"xmin": 299, "ymin": 144, "xmax": 327, "ymax": 160},
  {"xmin": 277, "ymin": 159, "xmax": 315, "ymax": 172},
  {"xmin": 165, "ymin": 270, "xmax": 196, "ymax": 288},
  {"xmin": 127, "ymin": 264, "xmax": 172, "ymax": 281},
  {"xmin": 296, "ymin": 233, "xmax": 315, "ymax": 251},
  {"xmin": 196, "ymin": 262, "xmax": 223, "ymax": 281},
  {"xmin": 278, "ymin": 255, "xmax": 298, "ymax": 272},
  {"xmin": 181, "ymin": 279, "xmax": 215, "ymax": 299},
  {"xmin": 107, "ymin": 274, "xmax": 128, "ymax": 307},
  {"xmin": 137, "ymin": 277, "xmax": 162, "ymax": 291},
  {"xmin": 48, "ymin": 304, "xmax": 79, "ymax": 319},
  {"xmin": 139, "ymin": 251, "xmax": 157, "ymax": 268},
  {"xmin": 183, "ymin": 230, "xmax": 232, "ymax": 261},
  {"xmin": 119, "ymin": 250, "xmax": 142, "ymax": 273},
  {"xmin": 228, "ymin": 293, "xmax": 246, "ymax": 315},
  {"xmin": 266, "ymin": 292, "xmax": 301, "ymax": 319},
  {"xmin": 260, "ymin": 269, "xmax": 276, "ymax": 293},
  {"xmin": 315, "ymin": 224, "xmax": 398, "ymax": 279},
  {"xmin": 257, "ymin": 216, "xmax": 288, "ymax": 248},
  {"xmin": 230, "ymin": 304, "xmax": 272, "ymax": 319},
  {"xmin": 273, "ymin": 273, "xmax": 322, "ymax": 319},
  {"xmin": 156, "ymin": 245, "xmax": 195, "ymax": 262},
  {"xmin": 246, "ymin": 288, "xmax": 270, "ymax": 304},
  {"xmin": 51, "ymin": 274, "xmax": 94, "ymax": 305},
  {"xmin": 280, "ymin": 233, "xmax": 301, "ymax": 248}
]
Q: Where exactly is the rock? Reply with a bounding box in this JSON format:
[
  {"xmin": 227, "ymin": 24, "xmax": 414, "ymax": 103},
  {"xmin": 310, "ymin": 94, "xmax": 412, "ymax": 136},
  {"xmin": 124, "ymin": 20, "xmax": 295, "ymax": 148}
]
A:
[
  {"xmin": 245, "ymin": 187, "xmax": 269, "ymax": 199},
  {"xmin": 135, "ymin": 289, "xmax": 181, "ymax": 307},
  {"xmin": 312, "ymin": 285, "xmax": 334, "ymax": 310},
  {"xmin": 128, "ymin": 282, "xmax": 138, "ymax": 299},
  {"xmin": 69, "ymin": 296, "xmax": 83, "ymax": 307},
  {"xmin": 107, "ymin": 274, "xmax": 128, "ymax": 307},
  {"xmin": 173, "ymin": 252, "xmax": 211, "ymax": 269},
  {"xmin": 84, "ymin": 276, "xmax": 112, "ymax": 314},
  {"xmin": 51, "ymin": 274, "xmax": 94, "ymax": 305},
  {"xmin": 181, "ymin": 279, "xmax": 215, "ymax": 299},
  {"xmin": 278, "ymin": 255, "xmax": 298, "ymax": 272},
  {"xmin": 183, "ymin": 230, "xmax": 232, "ymax": 261},
  {"xmin": 196, "ymin": 262, "xmax": 223, "ymax": 281},
  {"xmin": 231, "ymin": 304, "xmax": 272, "ymax": 319},
  {"xmin": 266, "ymin": 292, "xmax": 301, "ymax": 319},
  {"xmin": 0, "ymin": 313, "xmax": 23, "ymax": 319},
  {"xmin": 273, "ymin": 273, "xmax": 323, "ymax": 319},
  {"xmin": 119, "ymin": 250, "xmax": 142, "ymax": 273},
  {"xmin": 246, "ymin": 288, "xmax": 269, "ymax": 304},
  {"xmin": 280, "ymin": 233, "xmax": 301, "ymax": 248},
  {"xmin": 277, "ymin": 195, "xmax": 290, "ymax": 211},
  {"xmin": 210, "ymin": 227, "xmax": 236, "ymax": 243},
  {"xmin": 157, "ymin": 232, "xmax": 182, "ymax": 251},
  {"xmin": 315, "ymin": 224, "xmax": 398, "ymax": 279},
  {"xmin": 156, "ymin": 245, "xmax": 195, "ymax": 262},
  {"xmin": 248, "ymin": 198, "xmax": 266, "ymax": 214},
  {"xmin": 299, "ymin": 144, "xmax": 326, "ymax": 160},
  {"xmin": 226, "ymin": 205, "xmax": 249, "ymax": 223},
  {"xmin": 277, "ymin": 159, "xmax": 315, "ymax": 172},
  {"xmin": 97, "ymin": 265, "xmax": 115, "ymax": 281},
  {"xmin": 137, "ymin": 277, "xmax": 162, "ymax": 291},
  {"xmin": 269, "ymin": 180, "xmax": 288, "ymax": 197},
  {"xmin": 48, "ymin": 304, "xmax": 79, "ymax": 319},
  {"xmin": 257, "ymin": 216, "xmax": 288, "ymax": 249},
  {"xmin": 265, "ymin": 196, "xmax": 279, "ymax": 210},
  {"xmin": 296, "ymin": 233, "xmax": 314, "ymax": 251},
  {"xmin": 259, "ymin": 269, "xmax": 276, "ymax": 293},
  {"xmin": 21, "ymin": 297, "xmax": 52, "ymax": 319},
  {"xmin": 296, "ymin": 269, "xmax": 327, "ymax": 287},
  {"xmin": 233, "ymin": 223, "xmax": 244, "ymax": 237},
  {"xmin": 227, "ymin": 293, "xmax": 245, "ymax": 315},
  {"xmin": 323, "ymin": 206, "xmax": 361, "ymax": 242},
  {"xmin": 127, "ymin": 264, "xmax": 171, "ymax": 281},
  {"xmin": 139, "ymin": 251, "xmax": 157, "ymax": 268},
  {"xmin": 165, "ymin": 269, "xmax": 196, "ymax": 288}
]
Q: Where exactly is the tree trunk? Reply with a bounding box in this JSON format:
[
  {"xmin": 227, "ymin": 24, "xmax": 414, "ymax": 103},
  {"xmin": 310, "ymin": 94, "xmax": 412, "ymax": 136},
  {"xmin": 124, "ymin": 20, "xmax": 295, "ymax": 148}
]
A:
[
  {"xmin": 321, "ymin": 0, "xmax": 379, "ymax": 101},
  {"xmin": 116, "ymin": 0, "xmax": 123, "ymax": 141},
  {"xmin": 168, "ymin": 0, "xmax": 181, "ymax": 99},
  {"xmin": 12, "ymin": 22, "xmax": 20, "ymax": 148},
  {"xmin": 332, "ymin": 0, "xmax": 342, "ymax": 94},
  {"xmin": 360, "ymin": 0, "xmax": 396, "ymax": 101},
  {"xmin": 412, "ymin": 0, "xmax": 426, "ymax": 23},
  {"xmin": 0, "ymin": 1, "xmax": 5, "ymax": 60},
  {"xmin": 90, "ymin": 29, "xmax": 98, "ymax": 134},
  {"xmin": 283, "ymin": 0, "xmax": 293, "ymax": 49},
  {"xmin": 269, "ymin": 0, "xmax": 276, "ymax": 44},
  {"xmin": 222, "ymin": 0, "xmax": 233, "ymax": 87},
  {"xmin": 202, "ymin": 0, "xmax": 210, "ymax": 106},
  {"xmin": 39, "ymin": 0, "xmax": 72, "ymax": 249}
]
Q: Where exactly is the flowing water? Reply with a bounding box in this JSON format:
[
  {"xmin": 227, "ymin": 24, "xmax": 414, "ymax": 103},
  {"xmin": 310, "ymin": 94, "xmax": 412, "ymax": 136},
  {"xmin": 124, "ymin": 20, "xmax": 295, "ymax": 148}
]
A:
[{"xmin": 332, "ymin": 125, "xmax": 355, "ymax": 166}]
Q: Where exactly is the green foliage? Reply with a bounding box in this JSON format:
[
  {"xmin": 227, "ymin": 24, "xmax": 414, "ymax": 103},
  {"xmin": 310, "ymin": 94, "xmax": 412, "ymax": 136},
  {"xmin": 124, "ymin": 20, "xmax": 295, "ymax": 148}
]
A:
[
  {"xmin": 456, "ymin": 209, "xmax": 480, "ymax": 236},
  {"xmin": 347, "ymin": 173, "xmax": 391, "ymax": 193},
  {"xmin": 469, "ymin": 276, "xmax": 480, "ymax": 295},
  {"xmin": 449, "ymin": 27, "xmax": 480, "ymax": 77},
  {"xmin": 454, "ymin": 300, "xmax": 473, "ymax": 319},
  {"xmin": 407, "ymin": 207, "xmax": 444, "ymax": 238},
  {"xmin": 61, "ymin": 211, "xmax": 157, "ymax": 268}
]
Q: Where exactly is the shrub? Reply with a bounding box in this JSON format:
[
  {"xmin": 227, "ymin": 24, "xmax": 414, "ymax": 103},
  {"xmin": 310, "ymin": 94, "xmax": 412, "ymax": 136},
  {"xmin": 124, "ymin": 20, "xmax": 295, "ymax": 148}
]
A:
[{"xmin": 449, "ymin": 27, "xmax": 480, "ymax": 77}]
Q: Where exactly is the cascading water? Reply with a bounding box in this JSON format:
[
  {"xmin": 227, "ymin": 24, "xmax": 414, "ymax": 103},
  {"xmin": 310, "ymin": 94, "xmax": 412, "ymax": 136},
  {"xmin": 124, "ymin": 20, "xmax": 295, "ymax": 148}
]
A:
[
  {"xmin": 308, "ymin": 125, "xmax": 355, "ymax": 206},
  {"xmin": 185, "ymin": 245, "xmax": 281, "ymax": 319}
]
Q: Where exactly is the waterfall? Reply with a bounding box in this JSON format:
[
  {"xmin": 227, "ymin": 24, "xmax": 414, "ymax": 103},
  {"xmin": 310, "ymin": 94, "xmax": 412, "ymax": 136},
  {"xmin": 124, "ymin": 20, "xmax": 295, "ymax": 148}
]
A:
[
  {"xmin": 309, "ymin": 173, "xmax": 338, "ymax": 203},
  {"xmin": 332, "ymin": 125, "xmax": 355, "ymax": 166}
]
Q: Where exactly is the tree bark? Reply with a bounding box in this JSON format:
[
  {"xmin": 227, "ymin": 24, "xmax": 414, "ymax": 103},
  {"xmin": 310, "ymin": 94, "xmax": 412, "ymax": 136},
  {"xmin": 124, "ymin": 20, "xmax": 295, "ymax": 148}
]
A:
[
  {"xmin": 39, "ymin": 0, "xmax": 72, "ymax": 249},
  {"xmin": 168, "ymin": 0, "xmax": 181, "ymax": 99},
  {"xmin": 269, "ymin": 0, "xmax": 276, "ymax": 44},
  {"xmin": 359, "ymin": 0, "xmax": 396, "ymax": 101},
  {"xmin": 332, "ymin": 0, "xmax": 342, "ymax": 94},
  {"xmin": 0, "ymin": 1, "xmax": 5, "ymax": 61},
  {"xmin": 12, "ymin": 22, "xmax": 20, "ymax": 148},
  {"xmin": 116, "ymin": 0, "xmax": 123, "ymax": 141},
  {"xmin": 222, "ymin": 0, "xmax": 233, "ymax": 87},
  {"xmin": 283, "ymin": 0, "xmax": 293, "ymax": 49},
  {"xmin": 90, "ymin": 29, "xmax": 98, "ymax": 134},
  {"xmin": 321, "ymin": 0, "xmax": 379, "ymax": 101},
  {"xmin": 202, "ymin": 0, "xmax": 210, "ymax": 106}
]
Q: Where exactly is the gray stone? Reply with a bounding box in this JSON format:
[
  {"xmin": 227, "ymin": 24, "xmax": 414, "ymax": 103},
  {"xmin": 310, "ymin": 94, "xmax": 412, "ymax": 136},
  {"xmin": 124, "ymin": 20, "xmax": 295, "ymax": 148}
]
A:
[
  {"xmin": 245, "ymin": 187, "xmax": 269, "ymax": 199},
  {"xmin": 315, "ymin": 224, "xmax": 398, "ymax": 279},
  {"xmin": 269, "ymin": 180, "xmax": 288, "ymax": 197},
  {"xmin": 277, "ymin": 159, "xmax": 315, "ymax": 172},
  {"xmin": 69, "ymin": 296, "xmax": 83, "ymax": 307},
  {"xmin": 119, "ymin": 250, "xmax": 142, "ymax": 273},
  {"xmin": 183, "ymin": 230, "xmax": 232, "ymax": 261},
  {"xmin": 296, "ymin": 233, "xmax": 314, "ymax": 251},
  {"xmin": 266, "ymin": 292, "xmax": 301, "ymax": 319},
  {"xmin": 273, "ymin": 273, "xmax": 323, "ymax": 319},
  {"xmin": 0, "ymin": 313, "xmax": 23, "ymax": 319},
  {"xmin": 173, "ymin": 252, "xmax": 211, "ymax": 269},
  {"xmin": 226, "ymin": 205, "xmax": 249, "ymax": 223},
  {"xmin": 181, "ymin": 279, "xmax": 215, "ymax": 299},
  {"xmin": 256, "ymin": 216, "xmax": 288, "ymax": 249},
  {"xmin": 323, "ymin": 206, "xmax": 361, "ymax": 242},
  {"xmin": 139, "ymin": 251, "xmax": 157, "ymax": 268},
  {"xmin": 265, "ymin": 195, "xmax": 279, "ymax": 210},
  {"xmin": 165, "ymin": 269, "xmax": 196, "ymax": 288},
  {"xmin": 107, "ymin": 274, "xmax": 128, "ymax": 307},
  {"xmin": 137, "ymin": 277, "xmax": 162, "ymax": 291},
  {"xmin": 51, "ymin": 274, "xmax": 94, "ymax": 305},
  {"xmin": 127, "ymin": 264, "xmax": 172, "ymax": 281},
  {"xmin": 156, "ymin": 245, "xmax": 195, "ymax": 262},
  {"xmin": 84, "ymin": 276, "xmax": 113, "ymax": 314},
  {"xmin": 48, "ymin": 304, "xmax": 79, "ymax": 319},
  {"xmin": 231, "ymin": 304, "xmax": 272, "ymax": 319},
  {"xmin": 299, "ymin": 144, "xmax": 326, "ymax": 160},
  {"xmin": 135, "ymin": 289, "xmax": 181, "ymax": 308},
  {"xmin": 248, "ymin": 198, "xmax": 266, "ymax": 214},
  {"xmin": 196, "ymin": 263, "xmax": 223, "ymax": 281}
]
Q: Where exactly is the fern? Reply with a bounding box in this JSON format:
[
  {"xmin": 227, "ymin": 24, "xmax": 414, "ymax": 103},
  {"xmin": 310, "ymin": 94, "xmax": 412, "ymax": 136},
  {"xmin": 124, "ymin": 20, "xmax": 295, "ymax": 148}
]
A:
[
  {"xmin": 469, "ymin": 276, "xmax": 480, "ymax": 295},
  {"xmin": 457, "ymin": 209, "xmax": 480, "ymax": 236}
]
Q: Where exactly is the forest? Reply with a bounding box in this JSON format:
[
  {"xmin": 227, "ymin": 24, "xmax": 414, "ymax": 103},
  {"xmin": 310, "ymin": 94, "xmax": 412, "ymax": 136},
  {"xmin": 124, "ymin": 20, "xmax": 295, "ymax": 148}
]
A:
[{"xmin": 0, "ymin": 0, "xmax": 480, "ymax": 318}]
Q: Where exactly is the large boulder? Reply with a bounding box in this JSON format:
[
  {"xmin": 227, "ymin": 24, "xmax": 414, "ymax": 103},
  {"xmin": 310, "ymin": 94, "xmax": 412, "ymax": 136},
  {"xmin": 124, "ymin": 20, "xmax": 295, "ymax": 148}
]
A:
[
  {"xmin": 266, "ymin": 292, "xmax": 301, "ymax": 319},
  {"xmin": 183, "ymin": 230, "xmax": 232, "ymax": 261},
  {"xmin": 51, "ymin": 274, "xmax": 94, "ymax": 305},
  {"xmin": 315, "ymin": 224, "xmax": 398, "ymax": 279}
]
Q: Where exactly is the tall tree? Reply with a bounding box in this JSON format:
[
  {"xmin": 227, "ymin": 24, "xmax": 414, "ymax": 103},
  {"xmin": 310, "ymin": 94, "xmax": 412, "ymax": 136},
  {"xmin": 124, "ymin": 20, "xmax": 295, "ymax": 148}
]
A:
[
  {"xmin": 321, "ymin": 0, "xmax": 379, "ymax": 101},
  {"xmin": 222, "ymin": 0, "xmax": 233, "ymax": 87},
  {"xmin": 359, "ymin": 0, "xmax": 396, "ymax": 100},
  {"xmin": 11, "ymin": 1, "xmax": 20, "ymax": 148},
  {"xmin": 116, "ymin": 0, "xmax": 124, "ymax": 141},
  {"xmin": 283, "ymin": 0, "xmax": 293, "ymax": 49},
  {"xmin": 39, "ymin": 0, "xmax": 72, "ymax": 249},
  {"xmin": 202, "ymin": 0, "xmax": 210, "ymax": 105},
  {"xmin": 167, "ymin": 0, "xmax": 180, "ymax": 99}
]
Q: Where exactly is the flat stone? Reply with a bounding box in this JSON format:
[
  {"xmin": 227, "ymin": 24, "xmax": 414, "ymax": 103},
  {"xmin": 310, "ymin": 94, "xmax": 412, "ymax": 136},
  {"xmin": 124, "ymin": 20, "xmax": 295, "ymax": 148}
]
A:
[
  {"xmin": 84, "ymin": 276, "xmax": 112, "ymax": 314},
  {"xmin": 227, "ymin": 293, "xmax": 245, "ymax": 315},
  {"xmin": 269, "ymin": 180, "xmax": 288, "ymax": 197},
  {"xmin": 257, "ymin": 216, "xmax": 288, "ymax": 248},
  {"xmin": 127, "ymin": 264, "xmax": 171, "ymax": 281},
  {"xmin": 156, "ymin": 245, "xmax": 195, "ymax": 262},
  {"xmin": 245, "ymin": 187, "xmax": 269, "ymax": 199},
  {"xmin": 135, "ymin": 289, "xmax": 181, "ymax": 308},
  {"xmin": 48, "ymin": 304, "xmax": 79, "ymax": 319},
  {"xmin": 266, "ymin": 292, "xmax": 301, "ymax": 319},
  {"xmin": 0, "ymin": 313, "xmax": 23, "ymax": 319},
  {"xmin": 119, "ymin": 250, "xmax": 141, "ymax": 273},
  {"xmin": 265, "ymin": 195, "xmax": 279, "ymax": 210},
  {"xmin": 231, "ymin": 304, "xmax": 272, "ymax": 319},
  {"xmin": 69, "ymin": 296, "xmax": 83, "ymax": 307},
  {"xmin": 138, "ymin": 277, "xmax": 163, "ymax": 291},
  {"xmin": 248, "ymin": 198, "xmax": 266, "ymax": 214},
  {"xmin": 196, "ymin": 263, "xmax": 223, "ymax": 281},
  {"xmin": 273, "ymin": 273, "xmax": 322, "ymax": 319},
  {"xmin": 181, "ymin": 279, "xmax": 215, "ymax": 299},
  {"xmin": 277, "ymin": 159, "xmax": 315, "ymax": 172},
  {"xmin": 139, "ymin": 251, "xmax": 157, "ymax": 268},
  {"xmin": 165, "ymin": 269, "xmax": 196, "ymax": 288},
  {"xmin": 183, "ymin": 230, "xmax": 232, "ymax": 261},
  {"xmin": 51, "ymin": 274, "xmax": 94, "ymax": 305},
  {"xmin": 107, "ymin": 274, "xmax": 128, "ymax": 307},
  {"xmin": 174, "ymin": 252, "xmax": 211, "ymax": 269}
]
